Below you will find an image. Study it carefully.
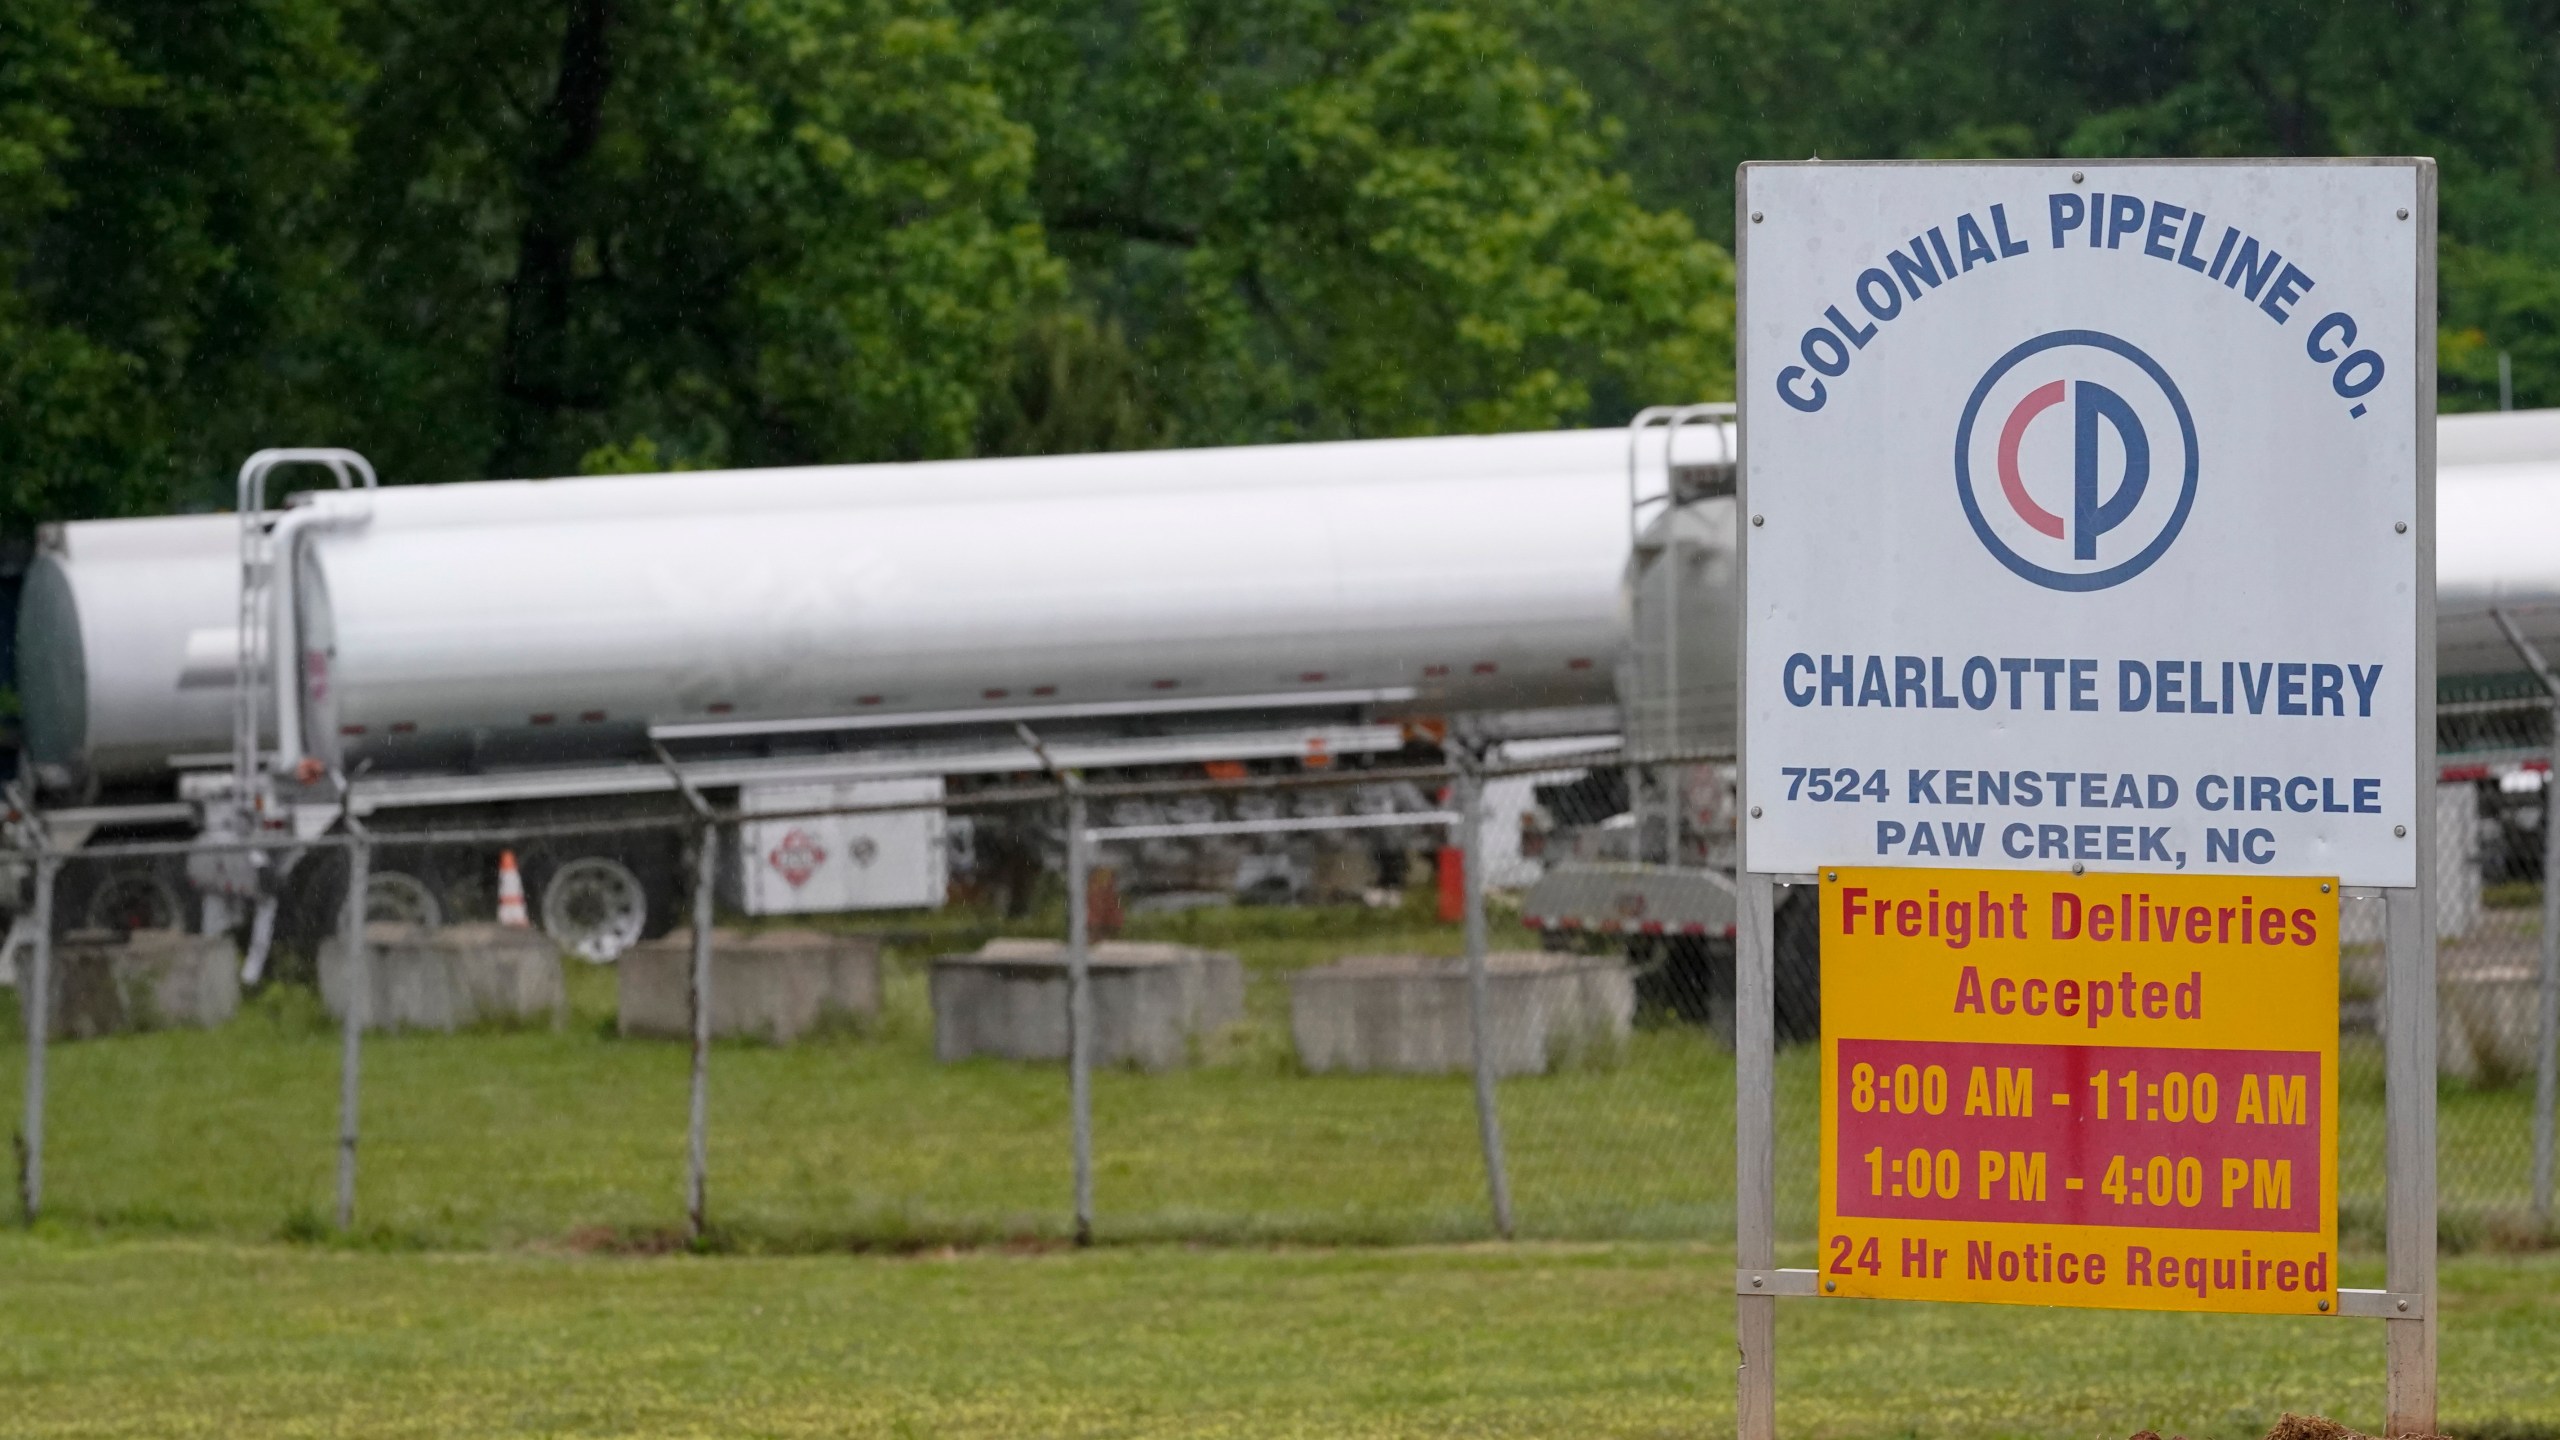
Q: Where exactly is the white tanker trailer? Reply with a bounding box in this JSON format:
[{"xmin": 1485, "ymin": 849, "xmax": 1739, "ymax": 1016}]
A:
[
  {"xmin": 18, "ymin": 406, "xmax": 2560, "ymax": 965},
  {"xmin": 2433, "ymin": 408, "xmax": 2560, "ymax": 678},
  {"xmin": 22, "ymin": 427, "xmax": 1712, "ymax": 790},
  {"xmin": 14, "ymin": 414, "xmax": 1739, "ymax": 956}
]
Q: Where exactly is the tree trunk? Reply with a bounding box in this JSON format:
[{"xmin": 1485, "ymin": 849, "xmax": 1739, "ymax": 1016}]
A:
[{"xmin": 494, "ymin": 0, "xmax": 616, "ymax": 475}]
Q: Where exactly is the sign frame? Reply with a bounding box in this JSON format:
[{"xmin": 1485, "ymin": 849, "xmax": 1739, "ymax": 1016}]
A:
[{"xmin": 1729, "ymin": 156, "xmax": 2438, "ymax": 1440}]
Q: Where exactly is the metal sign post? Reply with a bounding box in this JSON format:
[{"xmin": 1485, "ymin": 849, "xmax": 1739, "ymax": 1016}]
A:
[
  {"xmin": 1454, "ymin": 753, "xmax": 1516, "ymax": 1239},
  {"xmin": 1734, "ymin": 874, "xmax": 1779, "ymax": 1438},
  {"xmin": 1736, "ymin": 158, "xmax": 2437, "ymax": 1436}
]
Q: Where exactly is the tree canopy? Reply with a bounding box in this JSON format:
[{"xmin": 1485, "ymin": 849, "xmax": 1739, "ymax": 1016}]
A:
[
  {"xmin": 1504, "ymin": 0, "xmax": 2560, "ymax": 413},
  {"xmin": 3, "ymin": 0, "xmax": 2557, "ymax": 528}
]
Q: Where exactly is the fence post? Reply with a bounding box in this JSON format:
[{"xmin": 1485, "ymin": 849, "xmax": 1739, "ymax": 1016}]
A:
[
  {"xmin": 2384, "ymin": 883, "xmax": 2439, "ymax": 1435},
  {"xmin": 1456, "ymin": 758, "xmax": 1514, "ymax": 1238},
  {"xmin": 685, "ymin": 821, "xmax": 715, "ymax": 1242},
  {"xmin": 18, "ymin": 854, "xmax": 55, "ymax": 1224},
  {"xmin": 1065, "ymin": 782, "xmax": 1094, "ymax": 1246},
  {"xmin": 2536, "ymin": 717, "xmax": 2559, "ymax": 1224},
  {"xmin": 1735, "ymin": 873, "xmax": 1777, "ymax": 1440},
  {"xmin": 336, "ymin": 837, "xmax": 371, "ymax": 1231}
]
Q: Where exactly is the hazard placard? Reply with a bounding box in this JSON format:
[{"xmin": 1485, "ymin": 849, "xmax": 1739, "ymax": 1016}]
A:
[{"xmin": 1817, "ymin": 865, "xmax": 2339, "ymax": 1314}]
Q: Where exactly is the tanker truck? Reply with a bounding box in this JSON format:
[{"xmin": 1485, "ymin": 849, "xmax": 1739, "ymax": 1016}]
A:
[
  {"xmin": 21, "ymin": 404, "xmax": 2554, "ymax": 987},
  {"xmin": 12, "ymin": 411, "xmax": 1740, "ymax": 962}
]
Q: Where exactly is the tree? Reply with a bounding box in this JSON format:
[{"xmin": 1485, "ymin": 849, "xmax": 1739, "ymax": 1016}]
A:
[
  {"xmin": 323, "ymin": 0, "xmax": 1058, "ymax": 486},
  {"xmin": 1509, "ymin": 0, "xmax": 2560, "ymax": 413},
  {"xmin": 0, "ymin": 0, "xmax": 143, "ymax": 531},
  {"xmin": 975, "ymin": 0, "xmax": 1734, "ymax": 446},
  {"xmin": 0, "ymin": 0, "xmax": 360, "ymax": 531}
]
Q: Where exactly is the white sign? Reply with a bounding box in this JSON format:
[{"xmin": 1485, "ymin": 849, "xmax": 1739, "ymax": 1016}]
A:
[{"xmin": 1740, "ymin": 161, "xmax": 2427, "ymax": 886}]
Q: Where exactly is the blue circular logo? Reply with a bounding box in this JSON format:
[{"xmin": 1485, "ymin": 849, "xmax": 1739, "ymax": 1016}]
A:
[{"xmin": 1953, "ymin": 330, "xmax": 2198, "ymax": 592}]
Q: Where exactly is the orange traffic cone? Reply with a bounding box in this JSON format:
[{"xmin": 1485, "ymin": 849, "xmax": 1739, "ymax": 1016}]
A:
[{"xmin": 496, "ymin": 849, "xmax": 530, "ymax": 927}]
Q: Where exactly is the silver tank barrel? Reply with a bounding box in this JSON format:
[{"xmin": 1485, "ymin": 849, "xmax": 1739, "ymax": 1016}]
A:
[
  {"xmin": 300, "ymin": 457, "xmax": 1639, "ymax": 760},
  {"xmin": 42, "ymin": 412, "xmax": 2560, "ymax": 793},
  {"xmin": 26, "ymin": 427, "xmax": 1691, "ymax": 787},
  {"xmin": 19, "ymin": 515, "xmax": 247, "ymax": 788}
]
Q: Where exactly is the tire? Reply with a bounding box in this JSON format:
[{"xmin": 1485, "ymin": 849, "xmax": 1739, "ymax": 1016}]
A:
[
  {"xmin": 537, "ymin": 854, "xmax": 653, "ymax": 962},
  {"xmin": 365, "ymin": 871, "xmax": 444, "ymax": 929},
  {"xmin": 1627, "ymin": 888, "xmax": 1817, "ymax": 1045},
  {"xmin": 82, "ymin": 868, "xmax": 186, "ymax": 933},
  {"xmin": 1632, "ymin": 934, "xmax": 1731, "ymax": 1028},
  {"xmin": 53, "ymin": 856, "xmax": 191, "ymax": 938}
]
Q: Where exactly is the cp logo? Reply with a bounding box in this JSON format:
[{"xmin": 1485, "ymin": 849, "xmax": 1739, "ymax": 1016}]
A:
[{"xmin": 1953, "ymin": 330, "xmax": 2198, "ymax": 592}]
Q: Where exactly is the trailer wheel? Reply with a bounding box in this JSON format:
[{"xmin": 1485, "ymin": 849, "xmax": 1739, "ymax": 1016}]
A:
[
  {"xmin": 365, "ymin": 871, "xmax": 443, "ymax": 929},
  {"xmin": 82, "ymin": 868, "xmax": 186, "ymax": 934},
  {"xmin": 541, "ymin": 856, "xmax": 650, "ymax": 963}
]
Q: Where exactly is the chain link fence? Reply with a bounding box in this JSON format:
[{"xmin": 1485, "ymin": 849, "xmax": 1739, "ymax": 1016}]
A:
[
  {"xmin": 2420, "ymin": 688, "xmax": 2560, "ymax": 1245},
  {"xmin": 2, "ymin": 742, "xmax": 2552, "ymax": 1250}
]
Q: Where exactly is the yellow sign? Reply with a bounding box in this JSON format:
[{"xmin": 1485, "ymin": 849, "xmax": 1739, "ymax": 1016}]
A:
[{"xmin": 1818, "ymin": 867, "xmax": 2339, "ymax": 1314}]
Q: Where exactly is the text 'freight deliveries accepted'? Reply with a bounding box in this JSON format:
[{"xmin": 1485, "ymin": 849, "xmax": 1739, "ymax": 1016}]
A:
[
  {"xmin": 1817, "ymin": 866, "xmax": 2339, "ymax": 1314},
  {"xmin": 1739, "ymin": 161, "xmax": 2423, "ymax": 886}
]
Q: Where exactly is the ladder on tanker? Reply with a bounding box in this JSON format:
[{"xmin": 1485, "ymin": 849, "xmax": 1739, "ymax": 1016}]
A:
[
  {"xmin": 1625, "ymin": 403, "xmax": 1734, "ymax": 864},
  {"xmin": 1518, "ymin": 405, "xmax": 1740, "ymax": 939},
  {"xmin": 204, "ymin": 449, "xmax": 378, "ymax": 970}
]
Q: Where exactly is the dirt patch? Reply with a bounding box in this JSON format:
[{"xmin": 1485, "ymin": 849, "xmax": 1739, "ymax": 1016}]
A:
[
  {"xmin": 2264, "ymin": 1416, "xmax": 2362, "ymax": 1440},
  {"xmin": 2133, "ymin": 1415, "xmax": 2456, "ymax": 1440},
  {"xmin": 548, "ymin": 1223, "xmax": 1081, "ymax": 1259},
  {"xmin": 555, "ymin": 1224, "xmax": 693, "ymax": 1256}
]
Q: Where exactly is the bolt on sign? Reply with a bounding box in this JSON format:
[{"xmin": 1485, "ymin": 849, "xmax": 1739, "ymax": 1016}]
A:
[
  {"xmin": 1741, "ymin": 162, "xmax": 2423, "ymax": 888},
  {"xmin": 1818, "ymin": 866, "xmax": 2338, "ymax": 1313}
]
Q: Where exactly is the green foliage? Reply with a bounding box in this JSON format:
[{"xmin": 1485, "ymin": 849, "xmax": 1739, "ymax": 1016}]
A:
[
  {"xmin": 325, "ymin": 0, "xmax": 1059, "ymax": 483},
  {"xmin": 18, "ymin": 0, "xmax": 2560, "ymax": 523},
  {"xmin": 0, "ymin": 0, "xmax": 1724, "ymax": 522},
  {"xmin": 576, "ymin": 434, "xmax": 711, "ymax": 476},
  {"xmin": 1509, "ymin": 0, "xmax": 2560, "ymax": 414},
  {"xmin": 980, "ymin": 0, "xmax": 1733, "ymax": 442},
  {"xmin": 974, "ymin": 307, "xmax": 1166, "ymax": 455},
  {"xmin": 0, "ymin": 0, "xmax": 358, "ymax": 531}
]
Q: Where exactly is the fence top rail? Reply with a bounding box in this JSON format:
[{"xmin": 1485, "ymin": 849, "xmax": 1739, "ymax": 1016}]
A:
[
  {"xmin": 7, "ymin": 747, "xmax": 1748, "ymax": 860},
  {"xmin": 1086, "ymin": 810, "xmax": 1463, "ymax": 843},
  {"xmin": 2439, "ymin": 695, "xmax": 2559, "ymax": 718}
]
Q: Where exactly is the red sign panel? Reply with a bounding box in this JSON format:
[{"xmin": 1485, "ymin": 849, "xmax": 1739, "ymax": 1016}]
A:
[{"xmin": 1832, "ymin": 1039, "xmax": 2322, "ymax": 1234}]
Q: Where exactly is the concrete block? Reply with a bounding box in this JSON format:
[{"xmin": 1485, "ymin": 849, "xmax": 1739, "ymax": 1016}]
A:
[
  {"xmin": 931, "ymin": 940, "xmax": 1245, "ymax": 1070},
  {"xmin": 1306, "ymin": 842, "xmax": 1379, "ymax": 905},
  {"xmin": 2438, "ymin": 963, "xmax": 2542, "ymax": 1085},
  {"xmin": 49, "ymin": 929, "xmax": 240, "ymax": 1039},
  {"xmin": 320, "ymin": 923, "xmax": 566, "ymax": 1032},
  {"xmin": 619, "ymin": 928, "xmax": 882, "ymax": 1044},
  {"xmin": 1290, "ymin": 951, "xmax": 1634, "ymax": 1077}
]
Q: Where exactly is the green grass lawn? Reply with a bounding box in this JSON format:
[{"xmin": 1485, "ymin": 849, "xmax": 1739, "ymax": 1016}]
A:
[
  {"xmin": 1, "ymin": 902, "xmax": 2552, "ymax": 1437},
  {"xmin": 0, "ymin": 1235, "xmax": 2552, "ymax": 1439},
  {"xmin": 0, "ymin": 901, "xmax": 2543, "ymax": 1249}
]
